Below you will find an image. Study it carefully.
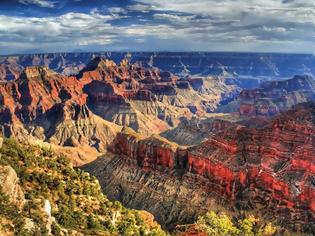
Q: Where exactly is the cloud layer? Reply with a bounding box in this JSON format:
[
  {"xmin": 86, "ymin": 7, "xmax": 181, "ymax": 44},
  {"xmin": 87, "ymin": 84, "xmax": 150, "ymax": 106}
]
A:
[{"xmin": 0, "ymin": 0, "xmax": 313, "ymax": 54}]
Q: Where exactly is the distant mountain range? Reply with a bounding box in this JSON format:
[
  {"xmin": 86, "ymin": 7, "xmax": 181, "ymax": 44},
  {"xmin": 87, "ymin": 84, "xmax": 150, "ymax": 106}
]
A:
[{"xmin": 1, "ymin": 52, "xmax": 314, "ymax": 81}]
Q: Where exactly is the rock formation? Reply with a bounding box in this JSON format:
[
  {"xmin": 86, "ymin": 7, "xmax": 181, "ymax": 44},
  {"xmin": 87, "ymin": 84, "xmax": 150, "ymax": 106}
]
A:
[
  {"xmin": 84, "ymin": 103, "xmax": 315, "ymax": 233},
  {"xmin": 0, "ymin": 65, "xmax": 122, "ymax": 164},
  {"xmin": 0, "ymin": 58, "xmax": 24, "ymax": 81},
  {"xmin": 0, "ymin": 165, "xmax": 25, "ymax": 209},
  {"xmin": 78, "ymin": 57, "xmax": 238, "ymax": 134},
  {"xmin": 161, "ymin": 115, "xmax": 238, "ymax": 146},
  {"xmin": 218, "ymin": 75, "xmax": 315, "ymax": 117},
  {"xmin": 1, "ymin": 55, "xmax": 314, "ymax": 234}
]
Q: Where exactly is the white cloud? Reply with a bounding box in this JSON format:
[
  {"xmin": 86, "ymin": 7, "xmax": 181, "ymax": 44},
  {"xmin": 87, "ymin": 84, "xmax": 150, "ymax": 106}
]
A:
[
  {"xmin": 134, "ymin": 0, "xmax": 314, "ymax": 26},
  {"xmin": 0, "ymin": 0, "xmax": 314, "ymax": 54},
  {"xmin": 127, "ymin": 3, "xmax": 152, "ymax": 13},
  {"xmin": 18, "ymin": 0, "xmax": 55, "ymax": 8},
  {"xmin": 153, "ymin": 13, "xmax": 195, "ymax": 23},
  {"xmin": 0, "ymin": 11, "xmax": 118, "ymax": 52},
  {"xmin": 263, "ymin": 26, "xmax": 287, "ymax": 33},
  {"xmin": 108, "ymin": 7, "xmax": 127, "ymax": 15},
  {"xmin": 131, "ymin": 0, "xmax": 314, "ymax": 50}
]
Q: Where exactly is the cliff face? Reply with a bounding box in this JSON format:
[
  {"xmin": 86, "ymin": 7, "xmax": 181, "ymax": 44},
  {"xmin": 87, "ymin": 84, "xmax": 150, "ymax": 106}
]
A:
[
  {"xmin": 0, "ymin": 66, "xmax": 86, "ymax": 124},
  {"xmin": 0, "ymin": 65, "xmax": 122, "ymax": 162},
  {"xmin": 85, "ymin": 103, "xmax": 315, "ymax": 232},
  {"xmin": 0, "ymin": 58, "xmax": 24, "ymax": 81},
  {"xmin": 161, "ymin": 116, "xmax": 236, "ymax": 146}
]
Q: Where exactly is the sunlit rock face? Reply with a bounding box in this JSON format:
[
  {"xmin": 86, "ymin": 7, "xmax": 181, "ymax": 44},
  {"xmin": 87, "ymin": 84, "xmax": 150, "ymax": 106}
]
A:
[
  {"xmin": 0, "ymin": 64, "xmax": 120, "ymax": 155},
  {"xmin": 85, "ymin": 103, "xmax": 315, "ymax": 233},
  {"xmin": 77, "ymin": 57, "xmax": 239, "ymax": 134},
  {"xmin": 0, "ymin": 165, "xmax": 25, "ymax": 209},
  {"xmin": 0, "ymin": 57, "xmax": 238, "ymax": 156}
]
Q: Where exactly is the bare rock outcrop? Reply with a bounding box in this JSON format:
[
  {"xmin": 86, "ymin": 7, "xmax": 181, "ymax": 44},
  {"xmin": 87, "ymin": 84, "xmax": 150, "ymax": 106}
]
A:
[{"xmin": 0, "ymin": 165, "xmax": 25, "ymax": 209}]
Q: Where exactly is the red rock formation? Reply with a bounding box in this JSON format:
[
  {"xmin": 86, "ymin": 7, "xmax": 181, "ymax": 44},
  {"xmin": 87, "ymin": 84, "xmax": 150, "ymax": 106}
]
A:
[
  {"xmin": 110, "ymin": 103, "xmax": 315, "ymax": 232},
  {"xmin": 79, "ymin": 57, "xmax": 179, "ymax": 99},
  {"xmin": 0, "ymin": 66, "xmax": 86, "ymax": 124},
  {"xmin": 75, "ymin": 57, "xmax": 239, "ymax": 134},
  {"xmin": 111, "ymin": 130, "xmax": 178, "ymax": 171},
  {"xmin": 0, "ymin": 65, "xmax": 124, "ymax": 156}
]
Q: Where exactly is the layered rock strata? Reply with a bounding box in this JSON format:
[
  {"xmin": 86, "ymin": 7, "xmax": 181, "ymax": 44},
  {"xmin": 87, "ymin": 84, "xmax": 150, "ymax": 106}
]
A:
[{"xmin": 85, "ymin": 103, "xmax": 315, "ymax": 233}]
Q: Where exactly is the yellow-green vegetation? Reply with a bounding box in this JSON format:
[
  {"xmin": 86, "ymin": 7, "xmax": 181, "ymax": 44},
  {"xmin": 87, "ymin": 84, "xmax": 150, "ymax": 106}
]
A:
[
  {"xmin": 149, "ymin": 135, "xmax": 179, "ymax": 151},
  {"xmin": 195, "ymin": 211, "xmax": 300, "ymax": 236},
  {"xmin": 122, "ymin": 126, "xmax": 179, "ymax": 151},
  {"xmin": 0, "ymin": 138, "xmax": 166, "ymax": 235},
  {"xmin": 121, "ymin": 126, "xmax": 145, "ymax": 140}
]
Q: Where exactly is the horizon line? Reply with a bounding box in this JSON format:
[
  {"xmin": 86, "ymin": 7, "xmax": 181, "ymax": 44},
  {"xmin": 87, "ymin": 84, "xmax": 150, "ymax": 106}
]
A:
[{"xmin": 1, "ymin": 50, "xmax": 314, "ymax": 57}]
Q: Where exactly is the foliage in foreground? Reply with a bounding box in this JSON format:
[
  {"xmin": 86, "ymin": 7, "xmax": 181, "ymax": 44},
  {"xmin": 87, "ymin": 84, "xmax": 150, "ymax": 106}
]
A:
[
  {"xmin": 0, "ymin": 138, "xmax": 166, "ymax": 235},
  {"xmin": 0, "ymin": 138, "xmax": 307, "ymax": 236},
  {"xmin": 195, "ymin": 211, "xmax": 277, "ymax": 236}
]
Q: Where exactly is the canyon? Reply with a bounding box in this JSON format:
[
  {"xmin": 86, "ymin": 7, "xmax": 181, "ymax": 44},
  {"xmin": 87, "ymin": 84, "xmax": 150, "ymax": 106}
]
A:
[
  {"xmin": 0, "ymin": 53, "xmax": 314, "ymax": 234},
  {"xmin": 0, "ymin": 56, "xmax": 238, "ymax": 145}
]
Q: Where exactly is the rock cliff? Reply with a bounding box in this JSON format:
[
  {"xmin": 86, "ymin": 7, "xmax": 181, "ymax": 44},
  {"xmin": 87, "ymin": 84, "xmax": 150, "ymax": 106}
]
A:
[
  {"xmin": 78, "ymin": 57, "xmax": 238, "ymax": 134},
  {"xmin": 84, "ymin": 103, "xmax": 315, "ymax": 233}
]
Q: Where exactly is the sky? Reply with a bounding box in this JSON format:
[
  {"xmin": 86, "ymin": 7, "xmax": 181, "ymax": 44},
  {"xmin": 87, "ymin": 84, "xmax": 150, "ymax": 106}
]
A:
[{"xmin": 0, "ymin": 0, "xmax": 314, "ymax": 55}]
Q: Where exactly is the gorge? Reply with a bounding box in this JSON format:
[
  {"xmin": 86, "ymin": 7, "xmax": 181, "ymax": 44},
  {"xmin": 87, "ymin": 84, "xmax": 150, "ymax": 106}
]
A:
[{"xmin": 0, "ymin": 52, "xmax": 314, "ymax": 235}]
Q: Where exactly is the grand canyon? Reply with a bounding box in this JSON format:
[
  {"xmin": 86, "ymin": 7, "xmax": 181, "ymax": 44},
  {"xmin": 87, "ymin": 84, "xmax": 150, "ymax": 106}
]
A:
[
  {"xmin": 0, "ymin": 51, "xmax": 314, "ymax": 235},
  {"xmin": 0, "ymin": 0, "xmax": 314, "ymax": 235}
]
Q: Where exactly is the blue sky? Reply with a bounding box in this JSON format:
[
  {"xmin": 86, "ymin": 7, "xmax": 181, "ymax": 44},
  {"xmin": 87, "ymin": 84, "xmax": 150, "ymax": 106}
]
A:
[{"xmin": 0, "ymin": 0, "xmax": 314, "ymax": 54}]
